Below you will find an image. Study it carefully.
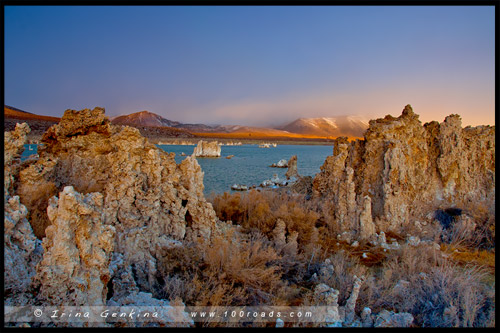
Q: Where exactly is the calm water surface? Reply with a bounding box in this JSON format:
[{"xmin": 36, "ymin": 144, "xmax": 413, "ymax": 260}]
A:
[
  {"xmin": 21, "ymin": 144, "xmax": 334, "ymax": 196},
  {"xmin": 158, "ymin": 144, "xmax": 333, "ymax": 195}
]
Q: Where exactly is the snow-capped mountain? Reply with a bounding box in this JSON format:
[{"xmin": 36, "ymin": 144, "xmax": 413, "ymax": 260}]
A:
[{"xmin": 277, "ymin": 116, "xmax": 369, "ymax": 138}]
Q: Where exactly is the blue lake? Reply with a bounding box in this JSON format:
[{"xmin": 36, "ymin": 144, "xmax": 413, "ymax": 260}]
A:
[
  {"xmin": 158, "ymin": 144, "xmax": 333, "ymax": 195},
  {"xmin": 21, "ymin": 144, "xmax": 334, "ymax": 196}
]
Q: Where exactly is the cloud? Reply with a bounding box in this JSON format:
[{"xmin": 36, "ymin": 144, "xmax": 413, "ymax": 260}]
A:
[
  {"xmin": 192, "ymin": 84, "xmax": 494, "ymax": 127},
  {"xmin": 201, "ymin": 91, "xmax": 379, "ymax": 127}
]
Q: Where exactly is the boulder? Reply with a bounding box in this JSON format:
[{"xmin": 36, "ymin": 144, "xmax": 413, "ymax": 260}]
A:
[
  {"xmin": 270, "ymin": 159, "xmax": 288, "ymax": 168},
  {"xmin": 231, "ymin": 184, "xmax": 248, "ymax": 191}
]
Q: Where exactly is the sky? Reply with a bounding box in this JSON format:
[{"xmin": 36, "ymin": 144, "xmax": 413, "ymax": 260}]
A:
[{"xmin": 4, "ymin": 5, "xmax": 495, "ymax": 127}]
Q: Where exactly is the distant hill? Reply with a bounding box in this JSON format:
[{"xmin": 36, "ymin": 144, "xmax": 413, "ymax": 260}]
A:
[
  {"xmin": 110, "ymin": 111, "xmax": 199, "ymax": 139},
  {"xmin": 112, "ymin": 111, "xmax": 246, "ymax": 133},
  {"xmin": 277, "ymin": 116, "xmax": 369, "ymax": 138},
  {"xmin": 4, "ymin": 105, "xmax": 61, "ymax": 122},
  {"xmin": 4, "ymin": 105, "xmax": 61, "ymax": 137},
  {"xmin": 111, "ymin": 110, "xmax": 181, "ymax": 127},
  {"xmin": 229, "ymin": 126, "xmax": 295, "ymax": 136}
]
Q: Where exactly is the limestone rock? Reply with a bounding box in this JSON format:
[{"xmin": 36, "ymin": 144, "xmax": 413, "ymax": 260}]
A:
[
  {"xmin": 42, "ymin": 107, "xmax": 110, "ymax": 143},
  {"xmin": 11, "ymin": 107, "xmax": 218, "ymax": 294},
  {"xmin": 313, "ymin": 105, "xmax": 495, "ymax": 236},
  {"xmin": 4, "ymin": 122, "xmax": 30, "ymax": 166},
  {"xmin": 359, "ymin": 195, "xmax": 376, "ymax": 241},
  {"xmin": 35, "ymin": 186, "xmax": 115, "ymax": 306},
  {"xmin": 272, "ymin": 219, "xmax": 287, "ymax": 249},
  {"xmin": 270, "ymin": 159, "xmax": 288, "ymax": 168},
  {"xmin": 361, "ymin": 307, "xmax": 373, "ymax": 327},
  {"xmin": 406, "ymin": 235, "xmax": 421, "ymax": 246},
  {"xmin": 319, "ymin": 258, "xmax": 335, "ymax": 279},
  {"xmin": 289, "ymin": 175, "xmax": 313, "ymax": 196},
  {"xmin": 272, "ymin": 220, "xmax": 298, "ymax": 257},
  {"xmin": 285, "ymin": 155, "xmax": 299, "ymax": 179},
  {"xmin": 107, "ymin": 253, "xmax": 192, "ymax": 327},
  {"xmin": 192, "ymin": 140, "xmax": 221, "ymax": 157},
  {"xmin": 4, "ymin": 195, "xmax": 42, "ymax": 305},
  {"xmin": 345, "ymin": 276, "xmax": 363, "ymax": 324},
  {"xmin": 4, "ymin": 123, "xmax": 30, "ymax": 196},
  {"xmin": 269, "ymin": 173, "xmax": 280, "ymax": 184},
  {"xmin": 374, "ymin": 310, "xmax": 414, "ymax": 328},
  {"xmin": 283, "ymin": 231, "xmax": 298, "ymax": 257},
  {"xmin": 314, "ymin": 283, "xmax": 342, "ymax": 326}
]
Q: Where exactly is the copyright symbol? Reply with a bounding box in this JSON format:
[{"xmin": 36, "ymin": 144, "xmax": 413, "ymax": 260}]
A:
[{"xmin": 34, "ymin": 309, "xmax": 43, "ymax": 317}]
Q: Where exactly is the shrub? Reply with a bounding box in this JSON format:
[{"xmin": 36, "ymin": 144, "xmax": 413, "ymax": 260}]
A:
[
  {"xmin": 209, "ymin": 190, "xmax": 320, "ymax": 251},
  {"xmin": 364, "ymin": 244, "xmax": 494, "ymax": 327},
  {"xmin": 157, "ymin": 230, "xmax": 287, "ymax": 307}
]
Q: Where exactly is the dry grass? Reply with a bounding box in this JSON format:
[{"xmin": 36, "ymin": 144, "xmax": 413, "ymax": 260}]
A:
[
  {"xmin": 156, "ymin": 190, "xmax": 497, "ymax": 327},
  {"xmin": 356, "ymin": 244, "xmax": 495, "ymax": 327},
  {"xmin": 157, "ymin": 231, "xmax": 290, "ymax": 307},
  {"xmin": 441, "ymin": 244, "xmax": 495, "ymax": 274},
  {"xmin": 209, "ymin": 190, "xmax": 320, "ymax": 250}
]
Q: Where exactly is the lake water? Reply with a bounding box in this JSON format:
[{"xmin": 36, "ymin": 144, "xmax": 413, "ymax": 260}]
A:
[
  {"xmin": 21, "ymin": 144, "xmax": 334, "ymax": 195},
  {"xmin": 158, "ymin": 144, "xmax": 333, "ymax": 195}
]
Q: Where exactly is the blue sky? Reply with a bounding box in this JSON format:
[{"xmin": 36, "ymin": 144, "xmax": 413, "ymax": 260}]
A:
[{"xmin": 4, "ymin": 5, "xmax": 495, "ymax": 127}]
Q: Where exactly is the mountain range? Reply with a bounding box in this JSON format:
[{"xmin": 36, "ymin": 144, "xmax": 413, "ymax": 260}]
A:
[
  {"xmin": 110, "ymin": 110, "xmax": 369, "ymax": 138},
  {"xmin": 4, "ymin": 106, "xmax": 369, "ymax": 139}
]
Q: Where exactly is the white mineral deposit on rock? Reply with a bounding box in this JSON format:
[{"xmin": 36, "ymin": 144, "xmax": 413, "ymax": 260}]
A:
[{"xmin": 192, "ymin": 140, "xmax": 221, "ymax": 157}]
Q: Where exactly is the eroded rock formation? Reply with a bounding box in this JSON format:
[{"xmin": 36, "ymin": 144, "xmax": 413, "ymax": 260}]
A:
[
  {"xmin": 5, "ymin": 107, "xmax": 218, "ymax": 311},
  {"xmin": 192, "ymin": 140, "xmax": 221, "ymax": 157},
  {"xmin": 35, "ymin": 186, "xmax": 115, "ymax": 306},
  {"xmin": 4, "ymin": 195, "xmax": 42, "ymax": 305},
  {"xmin": 313, "ymin": 105, "xmax": 495, "ymax": 239},
  {"xmin": 312, "ymin": 273, "xmax": 413, "ymax": 328},
  {"xmin": 4, "ymin": 122, "xmax": 30, "ymax": 196},
  {"xmin": 4, "ymin": 123, "xmax": 43, "ymax": 306},
  {"xmin": 285, "ymin": 155, "xmax": 299, "ymax": 180}
]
